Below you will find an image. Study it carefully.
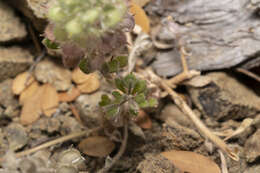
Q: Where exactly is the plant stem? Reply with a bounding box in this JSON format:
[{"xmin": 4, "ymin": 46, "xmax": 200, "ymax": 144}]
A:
[{"xmin": 98, "ymin": 120, "xmax": 128, "ymax": 173}]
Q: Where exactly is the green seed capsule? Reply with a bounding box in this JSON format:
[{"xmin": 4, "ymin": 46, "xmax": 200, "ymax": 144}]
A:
[
  {"xmin": 65, "ymin": 19, "xmax": 82, "ymax": 36},
  {"xmin": 106, "ymin": 9, "xmax": 122, "ymax": 27},
  {"xmin": 82, "ymin": 8, "xmax": 100, "ymax": 24},
  {"xmin": 63, "ymin": 0, "xmax": 77, "ymax": 5},
  {"xmin": 48, "ymin": 7, "xmax": 64, "ymax": 22}
]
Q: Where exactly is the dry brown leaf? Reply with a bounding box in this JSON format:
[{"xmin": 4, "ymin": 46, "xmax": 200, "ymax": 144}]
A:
[
  {"xmin": 12, "ymin": 71, "xmax": 35, "ymax": 95},
  {"xmin": 19, "ymin": 81, "xmax": 40, "ymax": 105},
  {"xmin": 130, "ymin": 2, "xmax": 150, "ymax": 33},
  {"xmin": 20, "ymin": 86, "xmax": 44, "ymax": 125},
  {"xmin": 58, "ymin": 86, "xmax": 81, "ymax": 102},
  {"xmin": 134, "ymin": 110, "xmax": 152, "ymax": 129},
  {"xmin": 132, "ymin": 0, "xmax": 151, "ymax": 7},
  {"xmin": 41, "ymin": 84, "xmax": 59, "ymax": 117},
  {"xmin": 69, "ymin": 104, "xmax": 83, "ymax": 124},
  {"xmin": 77, "ymin": 72, "xmax": 100, "ymax": 94},
  {"xmin": 72, "ymin": 67, "xmax": 90, "ymax": 84},
  {"xmin": 161, "ymin": 150, "xmax": 221, "ymax": 173},
  {"xmin": 78, "ymin": 136, "xmax": 115, "ymax": 157}
]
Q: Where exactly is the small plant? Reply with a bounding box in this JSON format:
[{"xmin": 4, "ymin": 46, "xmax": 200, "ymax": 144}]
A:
[
  {"xmin": 48, "ymin": 0, "xmax": 127, "ymax": 43},
  {"xmin": 43, "ymin": 0, "xmax": 157, "ymax": 172},
  {"xmin": 99, "ymin": 73, "xmax": 157, "ymax": 119},
  {"xmin": 44, "ymin": 0, "xmax": 133, "ymax": 70}
]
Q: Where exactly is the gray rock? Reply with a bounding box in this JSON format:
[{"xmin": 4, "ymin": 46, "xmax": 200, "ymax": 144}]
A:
[
  {"xmin": 32, "ymin": 117, "xmax": 61, "ymax": 134},
  {"xmin": 0, "ymin": 79, "xmax": 18, "ymax": 108},
  {"xmin": 0, "ymin": 1, "xmax": 27, "ymax": 42},
  {"xmin": 244, "ymin": 164, "xmax": 260, "ymax": 173},
  {"xmin": 151, "ymin": 0, "xmax": 260, "ymax": 76},
  {"xmin": 5, "ymin": 123, "xmax": 28, "ymax": 151},
  {"xmin": 18, "ymin": 159, "xmax": 37, "ymax": 173},
  {"xmin": 244, "ymin": 129, "xmax": 260, "ymax": 163},
  {"xmin": 6, "ymin": 0, "xmax": 48, "ymax": 32},
  {"xmin": 34, "ymin": 58, "xmax": 72, "ymax": 91},
  {"xmin": 0, "ymin": 128, "xmax": 8, "ymax": 155},
  {"xmin": 4, "ymin": 106, "xmax": 19, "ymax": 118},
  {"xmin": 188, "ymin": 72, "xmax": 260, "ymax": 120},
  {"xmin": 160, "ymin": 104, "xmax": 195, "ymax": 128},
  {"xmin": 0, "ymin": 47, "xmax": 33, "ymax": 82},
  {"xmin": 137, "ymin": 154, "xmax": 181, "ymax": 173},
  {"xmin": 75, "ymin": 91, "xmax": 105, "ymax": 128},
  {"xmin": 57, "ymin": 115, "xmax": 84, "ymax": 135},
  {"xmin": 252, "ymin": 114, "xmax": 260, "ymax": 129}
]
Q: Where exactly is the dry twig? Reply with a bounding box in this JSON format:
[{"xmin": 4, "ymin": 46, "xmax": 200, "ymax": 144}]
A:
[
  {"xmin": 0, "ymin": 127, "xmax": 102, "ymax": 162},
  {"xmin": 139, "ymin": 67, "xmax": 239, "ymax": 161},
  {"xmin": 218, "ymin": 150, "xmax": 229, "ymax": 173},
  {"xmin": 159, "ymin": 78, "xmax": 239, "ymax": 161},
  {"xmin": 236, "ymin": 68, "xmax": 260, "ymax": 83}
]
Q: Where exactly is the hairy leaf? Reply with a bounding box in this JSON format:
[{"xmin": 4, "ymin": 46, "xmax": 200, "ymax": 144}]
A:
[
  {"xmin": 43, "ymin": 38, "xmax": 59, "ymax": 49},
  {"xmin": 78, "ymin": 58, "xmax": 90, "ymax": 74},
  {"xmin": 99, "ymin": 94, "xmax": 112, "ymax": 106},
  {"xmin": 148, "ymin": 98, "xmax": 158, "ymax": 107},
  {"xmin": 115, "ymin": 78, "xmax": 126, "ymax": 93},
  {"xmin": 134, "ymin": 93, "xmax": 149, "ymax": 108},
  {"xmin": 107, "ymin": 106, "xmax": 120, "ymax": 117},
  {"xmin": 132, "ymin": 79, "xmax": 146, "ymax": 94}
]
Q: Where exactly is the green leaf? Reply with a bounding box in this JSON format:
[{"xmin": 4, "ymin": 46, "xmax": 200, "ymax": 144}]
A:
[
  {"xmin": 43, "ymin": 38, "xmax": 59, "ymax": 49},
  {"xmin": 115, "ymin": 78, "xmax": 126, "ymax": 93},
  {"xmin": 123, "ymin": 74, "xmax": 137, "ymax": 93},
  {"xmin": 107, "ymin": 59, "xmax": 118, "ymax": 73},
  {"xmin": 132, "ymin": 80, "xmax": 146, "ymax": 94},
  {"xmin": 99, "ymin": 94, "xmax": 111, "ymax": 106},
  {"xmin": 148, "ymin": 98, "xmax": 158, "ymax": 107},
  {"xmin": 134, "ymin": 93, "xmax": 146, "ymax": 104},
  {"xmin": 124, "ymin": 74, "xmax": 137, "ymax": 86},
  {"xmin": 134, "ymin": 93, "xmax": 149, "ymax": 108},
  {"xmin": 129, "ymin": 108, "xmax": 139, "ymax": 116},
  {"xmin": 112, "ymin": 91, "xmax": 124, "ymax": 104},
  {"xmin": 139, "ymin": 100, "xmax": 149, "ymax": 108},
  {"xmin": 105, "ymin": 56, "xmax": 127, "ymax": 73},
  {"xmin": 112, "ymin": 91, "xmax": 122, "ymax": 99},
  {"xmin": 115, "ymin": 56, "xmax": 127, "ymax": 67},
  {"xmin": 78, "ymin": 58, "xmax": 90, "ymax": 74},
  {"xmin": 107, "ymin": 106, "xmax": 120, "ymax": 117}
]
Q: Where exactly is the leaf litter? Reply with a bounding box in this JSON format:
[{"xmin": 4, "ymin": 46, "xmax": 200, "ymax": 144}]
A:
[{"xmin": 1, "ymin": 0, "xmax": 260, "ymax": 173}]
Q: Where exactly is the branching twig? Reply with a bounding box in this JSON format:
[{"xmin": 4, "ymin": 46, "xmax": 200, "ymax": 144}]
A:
[
  {"xmin": 98, "ymin": 119, "xmax": 128, "ymax": 173},
  {"xmin": 159, "ymin": 79, "xmax": 239, "ymax": 161},
  {"xmin": 139, "ymin": 67, "xmax": 239, "ymax": 161}
]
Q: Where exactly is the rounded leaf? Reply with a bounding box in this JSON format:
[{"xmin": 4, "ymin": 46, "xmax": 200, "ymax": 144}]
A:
[
  {"xmin": 78, "ymin": 136, "xmax": 115, "ymax": 157},
  {"xmin": 161, "ymin": 150, "xmax": 221, "ymax": 173}
]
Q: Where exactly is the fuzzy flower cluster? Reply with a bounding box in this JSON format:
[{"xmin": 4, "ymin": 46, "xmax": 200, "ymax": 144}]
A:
[{"xmin": 48, "ymin": 0, "xmax": 127, "ymax": 44}]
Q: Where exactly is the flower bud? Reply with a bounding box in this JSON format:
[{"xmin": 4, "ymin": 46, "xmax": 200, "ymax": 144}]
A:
[
  {"xmin": 48, "ymin": 7, "xmax": 64, "ymax": 22},
  {"xmin": 65, "ymin": 19, "xmax": 82, "ymax": 37},
  {"xmin": 82, "ymin": 8, "xmax": 100, "ymax": 24},
  {"xmin": 47, "ymin": 0, "xmax": 127, "ymax": 46}
]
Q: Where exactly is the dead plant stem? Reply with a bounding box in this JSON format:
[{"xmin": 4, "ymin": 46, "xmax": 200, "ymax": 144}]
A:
[
  {"xmin": 159, "ymin": 79, "xmax": 239, "ymax": 161},
  {"xmin": 0, "ymin": 127, "xmax": 102, "ymax": 162},
  {"xmin": 98, "ymin": 120, "xmax": 128, "ymax": 173},
  {"xmin": 236, "ymin": 68, "xmax": 260, "ymax": 83}
]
